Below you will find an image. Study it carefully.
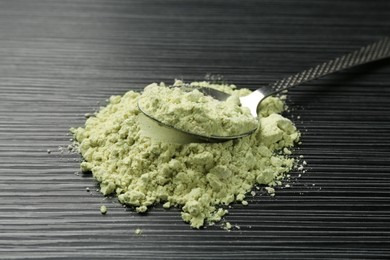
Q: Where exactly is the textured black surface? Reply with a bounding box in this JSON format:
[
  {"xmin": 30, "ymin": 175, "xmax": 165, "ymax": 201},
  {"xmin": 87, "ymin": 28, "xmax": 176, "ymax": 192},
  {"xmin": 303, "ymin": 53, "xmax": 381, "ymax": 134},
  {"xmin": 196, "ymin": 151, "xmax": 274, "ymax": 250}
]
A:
[{"xmin": 1, "ymin": 0, "xmax": 390, "ymax": 259}]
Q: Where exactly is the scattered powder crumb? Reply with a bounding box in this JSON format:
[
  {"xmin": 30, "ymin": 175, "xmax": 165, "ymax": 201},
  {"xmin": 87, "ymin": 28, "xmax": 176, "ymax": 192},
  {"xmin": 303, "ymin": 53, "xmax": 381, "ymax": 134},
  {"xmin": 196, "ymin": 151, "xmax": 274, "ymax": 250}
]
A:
[
  {"xmin": 283, "ymin": 147, "xmax": 292, "ymax": 155},
  {"xmin": 223, "ymin": 222, "xmax": 232, "ymax": 231},
  {"xmin": 47, "ymin": 149, "xmax": 51, "ymax": 154},
  {"xmin": 70, "ymin": 80, "xmax": 301, "ymax": 229},
  {"xmin": 250, "ymin": 191, "xmax": 256, "ymax": 196},
  {"xmin": 135, "ymin": 228, "xmax": 142, "ymax": 235},
  {"xmin": 85, "ymin": 113, "xmax": 94, "ymax": 119},
  {"xmin": 265, "ymin": 187, "xmax": 275, "ymax": 196},
  {"xmin": 100, "ymin": 205, "xmax": 108, "ymax": 214},
  {"xmin": 85, "ymin": 187, "xmax": 90, "ymax": 192},
  {"xmin": 284, "ymin": 184, "xmax": 291, "ymax": 188}
]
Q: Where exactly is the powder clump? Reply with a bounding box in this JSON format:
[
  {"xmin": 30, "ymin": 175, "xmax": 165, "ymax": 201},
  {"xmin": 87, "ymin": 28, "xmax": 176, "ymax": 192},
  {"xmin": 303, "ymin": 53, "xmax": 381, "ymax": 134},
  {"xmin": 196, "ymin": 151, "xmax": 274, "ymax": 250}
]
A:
[
  {"xmin": 100, "ymin": 205, "xmax": 107, "ymax": 214},
  {"xmin": 71, "ymin": 80, "xmax": 300, "ymax": 228}
]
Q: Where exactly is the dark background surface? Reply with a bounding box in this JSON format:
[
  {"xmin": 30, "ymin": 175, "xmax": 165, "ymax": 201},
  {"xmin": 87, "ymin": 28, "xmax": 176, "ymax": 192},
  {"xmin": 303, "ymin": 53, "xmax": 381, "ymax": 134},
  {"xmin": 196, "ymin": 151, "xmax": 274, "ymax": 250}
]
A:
[{"xmin": 1, "ymin": 0, "xmax": 390, "ymax": 259}]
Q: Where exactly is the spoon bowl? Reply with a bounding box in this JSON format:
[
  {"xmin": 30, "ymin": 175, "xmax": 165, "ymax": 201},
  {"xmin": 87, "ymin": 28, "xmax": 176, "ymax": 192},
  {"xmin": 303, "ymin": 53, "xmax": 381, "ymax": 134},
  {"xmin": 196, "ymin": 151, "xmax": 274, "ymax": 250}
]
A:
[{"xmin": 137, "ymin": 92, "xmax": 257, "ymax": 142}]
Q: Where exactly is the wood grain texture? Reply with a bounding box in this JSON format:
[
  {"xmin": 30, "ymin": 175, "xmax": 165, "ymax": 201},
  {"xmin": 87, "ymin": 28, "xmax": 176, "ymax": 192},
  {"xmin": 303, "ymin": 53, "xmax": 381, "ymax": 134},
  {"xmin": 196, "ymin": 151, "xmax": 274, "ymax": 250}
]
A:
[{"xmin": 1, "ymin": 0, "xmax": 390, "ymax": 259}]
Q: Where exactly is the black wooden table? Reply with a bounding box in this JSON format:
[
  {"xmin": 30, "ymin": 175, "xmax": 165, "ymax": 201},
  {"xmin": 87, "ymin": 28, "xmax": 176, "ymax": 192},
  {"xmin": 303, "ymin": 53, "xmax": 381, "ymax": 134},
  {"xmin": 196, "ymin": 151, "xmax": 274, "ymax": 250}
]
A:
[{"xmin": 1, "ymin": 0, "xmax": 390, "ymax": 259}]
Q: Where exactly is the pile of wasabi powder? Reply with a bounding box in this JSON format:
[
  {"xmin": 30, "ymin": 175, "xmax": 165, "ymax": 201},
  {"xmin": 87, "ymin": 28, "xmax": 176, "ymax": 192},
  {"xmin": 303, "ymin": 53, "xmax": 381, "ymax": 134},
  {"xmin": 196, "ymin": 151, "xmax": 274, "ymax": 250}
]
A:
[{"xmin": 71, "ymin": 80, "xmax": 300, "ymax": 228}]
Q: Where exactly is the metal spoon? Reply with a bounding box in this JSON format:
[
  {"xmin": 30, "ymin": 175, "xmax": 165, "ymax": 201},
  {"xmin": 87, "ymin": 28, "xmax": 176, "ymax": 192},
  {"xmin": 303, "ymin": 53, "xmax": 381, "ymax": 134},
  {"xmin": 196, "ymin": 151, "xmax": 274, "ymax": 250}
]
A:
[{"xmin": 139, "ymin": 37, "xmax": 390, "ymax": 142}]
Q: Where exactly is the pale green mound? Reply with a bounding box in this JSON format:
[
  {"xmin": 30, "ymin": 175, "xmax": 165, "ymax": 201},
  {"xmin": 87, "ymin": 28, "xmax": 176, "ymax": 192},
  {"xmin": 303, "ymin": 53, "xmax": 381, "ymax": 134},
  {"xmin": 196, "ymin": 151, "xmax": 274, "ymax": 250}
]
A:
[
  {"xmin": 71, "ymin": 81, "xmax": 300, "ymax": 228},
  {"xmin": 139, "ymin": 80, "xmax": 258, "ymax": 137}
]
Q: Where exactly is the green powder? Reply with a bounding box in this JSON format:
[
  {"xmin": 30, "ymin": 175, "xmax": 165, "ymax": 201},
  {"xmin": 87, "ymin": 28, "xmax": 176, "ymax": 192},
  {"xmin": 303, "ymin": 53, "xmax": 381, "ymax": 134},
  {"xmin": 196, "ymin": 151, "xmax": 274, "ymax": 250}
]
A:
[
  {"xmin": 134, "ymin": 228, "xmax": 142, "ymax": 235},
  {"xmin": 100, "ymin": 205, "xmax": 107, "ymax": 214},
  {"xmin": 71, "ymin": 81, "xmax": 300, "ymax": 228},
  {"xmin": 139, "ymin": 80, "xmax": 258, "ymax": 137}
]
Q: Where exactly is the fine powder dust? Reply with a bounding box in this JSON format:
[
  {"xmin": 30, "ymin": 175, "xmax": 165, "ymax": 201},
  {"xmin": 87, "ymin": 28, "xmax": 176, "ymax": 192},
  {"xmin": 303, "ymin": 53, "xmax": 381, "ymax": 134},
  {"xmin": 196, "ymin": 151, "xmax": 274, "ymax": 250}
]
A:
[{"xmin": 71, "ymin": 81, "xmax": 300, "ymax": 228}]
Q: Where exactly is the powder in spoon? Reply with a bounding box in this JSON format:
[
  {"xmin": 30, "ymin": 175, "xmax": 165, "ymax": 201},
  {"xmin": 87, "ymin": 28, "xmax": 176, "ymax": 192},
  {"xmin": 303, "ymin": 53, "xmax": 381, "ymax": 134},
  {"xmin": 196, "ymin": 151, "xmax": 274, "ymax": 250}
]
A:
[
  {"xmin": 139, "ymin": 80, "xmax": 258, "ymax": 137},
  {"xmin": 71, "ymin": 80, "xmax": 300, "ymax": 228}
]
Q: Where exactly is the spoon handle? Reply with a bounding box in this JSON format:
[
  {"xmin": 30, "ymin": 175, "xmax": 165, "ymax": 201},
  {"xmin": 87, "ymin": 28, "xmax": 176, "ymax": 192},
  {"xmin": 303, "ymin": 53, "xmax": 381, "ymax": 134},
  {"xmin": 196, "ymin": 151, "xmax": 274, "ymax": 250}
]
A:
[{"xmin": 266, "ymin": 37, "xmax": 390, "ymax": 94}]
